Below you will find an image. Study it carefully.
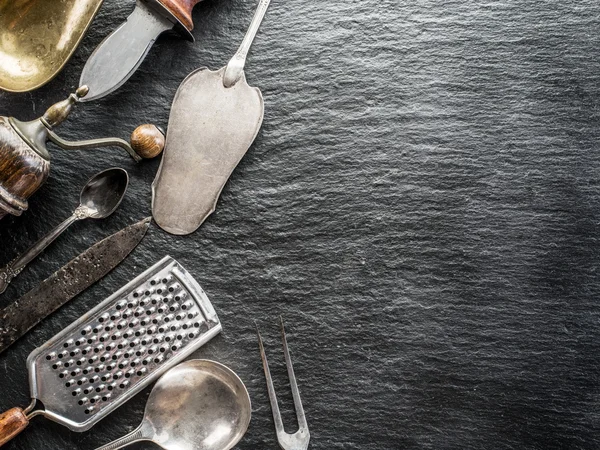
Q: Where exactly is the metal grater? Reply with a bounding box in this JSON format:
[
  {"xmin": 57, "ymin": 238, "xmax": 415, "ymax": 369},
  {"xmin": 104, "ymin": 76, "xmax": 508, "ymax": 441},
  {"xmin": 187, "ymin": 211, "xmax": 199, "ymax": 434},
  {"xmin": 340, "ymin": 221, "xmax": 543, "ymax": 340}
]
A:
[{"xmin": 22, "ymin": 256, "xmax": 221, "ymax": 432}]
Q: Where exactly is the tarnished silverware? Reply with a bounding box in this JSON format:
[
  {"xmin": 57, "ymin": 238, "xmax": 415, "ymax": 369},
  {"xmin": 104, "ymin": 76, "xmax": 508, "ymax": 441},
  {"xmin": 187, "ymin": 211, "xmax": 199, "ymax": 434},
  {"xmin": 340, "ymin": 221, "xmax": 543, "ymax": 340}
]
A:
[
  {"xmin": 257, "ymin": 318, "xmax": 310, "ymax": 450},
  {"xmin": 152, "ymin": 0, "xmax": 271, "ymax": 235},
  {"xmin": 0, "ymin": 217, "xmax": 151, "ymax": 354},
  {"xmin": 0, "ymin": 168, "xmax": 128, "ymax": 294},
  {"xmin": 95, "ymin": 360, "xmax": 251, "ymax": 450},
  {"xmin": 0, "ymin": 0, "xmax": 105, "ymax": 92},
  {"xmin": 0, "ymin": 257, "xmax": 221, "ymax": 446}
]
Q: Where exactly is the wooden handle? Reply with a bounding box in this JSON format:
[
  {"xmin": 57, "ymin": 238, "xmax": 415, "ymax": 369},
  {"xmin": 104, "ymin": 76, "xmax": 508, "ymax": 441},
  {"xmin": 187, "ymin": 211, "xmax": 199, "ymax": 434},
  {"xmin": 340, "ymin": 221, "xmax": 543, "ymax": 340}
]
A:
[
  {"xmin": 157, "ymin": 0, "xmax": 204, "ymax": 31},
  {"xmin": 0, "ymin": 408, "xmax": 29, "ymax": 447},
  {"xmin": 130, "ymin": 124, "xmax": 165, "ymax": 159}
]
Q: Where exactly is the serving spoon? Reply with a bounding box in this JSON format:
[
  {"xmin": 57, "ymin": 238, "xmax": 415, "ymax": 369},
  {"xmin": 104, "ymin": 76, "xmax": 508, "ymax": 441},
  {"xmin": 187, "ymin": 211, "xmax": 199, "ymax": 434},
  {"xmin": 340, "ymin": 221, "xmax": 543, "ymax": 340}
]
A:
[
  {"xmin": 0, "ymin": 167, "xmax": 128, "ymax": 294},
  {"xmin": 95, "ymin": 359, "xmax": 252, "ymax": 450}
]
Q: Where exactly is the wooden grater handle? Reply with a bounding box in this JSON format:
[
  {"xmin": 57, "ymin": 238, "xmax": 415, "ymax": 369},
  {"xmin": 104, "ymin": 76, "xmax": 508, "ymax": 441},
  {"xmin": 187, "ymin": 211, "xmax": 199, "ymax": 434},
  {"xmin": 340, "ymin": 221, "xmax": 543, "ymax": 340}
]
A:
[
  {"xmin": 0, "ymin": 408, "xmax": 29, "ymax": 447},
  {"xmin": 156, "ymin": 0, "xmax": 204, "ymax": 32}
]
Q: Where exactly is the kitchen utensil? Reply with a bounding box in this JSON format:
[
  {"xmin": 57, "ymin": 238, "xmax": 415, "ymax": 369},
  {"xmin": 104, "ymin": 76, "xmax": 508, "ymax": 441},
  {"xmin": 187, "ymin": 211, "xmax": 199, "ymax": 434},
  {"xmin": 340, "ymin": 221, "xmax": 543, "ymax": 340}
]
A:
[
  {"xmin": 0, "ymin": 217, "xmax": 151, "ymax": 354},
  {"xmin": 79, "ymin": 0, "xmax": 205, "ymax": 102},
  {"xmin": 95, "ymin": 359, "xmax": 251, "ymax": 450},
  {"xmin": 0, "ymin": 0, "xmax": 105, "ymax": 92},
  {"xmin": 151, "ymin": 0, "xmax": 270, "ymax": 235},
  {"xmin": 257, "ymin": 318, "xmax": 310, "ymax": 450},
  {"xmin": 0, "ymin": 87, "xmax": 164, "ymax": 220},
  {"xmin": 0, "ymin": 168, "xmax": 129, "ymax": 294},
  {"xmin": 0, "ymin": 256, "xmax": 221, "ymax": 447}
]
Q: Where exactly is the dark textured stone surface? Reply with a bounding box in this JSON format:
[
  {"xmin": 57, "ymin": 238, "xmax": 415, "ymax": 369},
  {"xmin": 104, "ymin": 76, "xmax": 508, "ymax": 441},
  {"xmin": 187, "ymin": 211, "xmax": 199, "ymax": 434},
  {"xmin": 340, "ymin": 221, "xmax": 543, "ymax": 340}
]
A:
[{"xmin": 0, "ymin": 0, "xmax": 600, "ymax": 448}]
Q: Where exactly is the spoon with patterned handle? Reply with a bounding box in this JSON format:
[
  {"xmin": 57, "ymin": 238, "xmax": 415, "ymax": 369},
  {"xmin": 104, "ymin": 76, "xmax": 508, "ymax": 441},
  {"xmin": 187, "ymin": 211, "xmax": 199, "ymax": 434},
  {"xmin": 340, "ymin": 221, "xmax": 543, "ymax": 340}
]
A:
[{"xmin": 0, "ymin": 168, "xmax": 128, "ymax": 294}]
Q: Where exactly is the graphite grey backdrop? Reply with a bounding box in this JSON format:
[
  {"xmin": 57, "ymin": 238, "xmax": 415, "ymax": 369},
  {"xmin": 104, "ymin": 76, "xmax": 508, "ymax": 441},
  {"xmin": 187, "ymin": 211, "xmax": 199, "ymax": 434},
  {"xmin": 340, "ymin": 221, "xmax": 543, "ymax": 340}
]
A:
[{"xmin": 0, "ymin": 0, "xmax": 599, "ymax": 449}]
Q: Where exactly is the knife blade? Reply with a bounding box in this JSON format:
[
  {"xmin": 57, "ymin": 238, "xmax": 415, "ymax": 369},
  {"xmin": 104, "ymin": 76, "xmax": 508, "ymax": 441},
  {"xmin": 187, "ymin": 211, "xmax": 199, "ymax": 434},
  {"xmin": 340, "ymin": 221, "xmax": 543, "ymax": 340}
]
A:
[
  {"xmin": 0, "ymin": 217, "xmax": 151, "ymax": 354},
  {"xmin": 79, "ymin": 0, "xmax": 203, "ymax": 102}
]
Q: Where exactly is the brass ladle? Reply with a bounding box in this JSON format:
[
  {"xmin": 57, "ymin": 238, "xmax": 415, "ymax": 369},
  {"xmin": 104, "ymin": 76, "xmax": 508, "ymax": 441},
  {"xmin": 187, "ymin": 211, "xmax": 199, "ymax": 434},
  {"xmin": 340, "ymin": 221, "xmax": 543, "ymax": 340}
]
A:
[{"xmin": 0, "ymin": 0, "xmax": 105, "ymax": 92}]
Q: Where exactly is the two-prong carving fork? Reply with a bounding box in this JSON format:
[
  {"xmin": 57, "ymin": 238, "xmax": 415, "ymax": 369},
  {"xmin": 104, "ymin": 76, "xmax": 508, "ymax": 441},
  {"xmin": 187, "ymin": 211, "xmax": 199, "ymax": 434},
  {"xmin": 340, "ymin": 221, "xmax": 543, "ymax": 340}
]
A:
[{"xmin": 257, "ymin": 318, "xmax": 310, "ymax": 450}]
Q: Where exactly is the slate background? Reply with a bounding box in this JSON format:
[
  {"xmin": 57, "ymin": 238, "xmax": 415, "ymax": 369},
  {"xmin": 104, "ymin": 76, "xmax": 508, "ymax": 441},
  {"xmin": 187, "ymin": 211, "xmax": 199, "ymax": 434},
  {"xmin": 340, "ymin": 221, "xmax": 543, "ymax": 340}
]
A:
[{"xmin": 0, "ymin": 0, "xmax": 599, "ymax": 449}]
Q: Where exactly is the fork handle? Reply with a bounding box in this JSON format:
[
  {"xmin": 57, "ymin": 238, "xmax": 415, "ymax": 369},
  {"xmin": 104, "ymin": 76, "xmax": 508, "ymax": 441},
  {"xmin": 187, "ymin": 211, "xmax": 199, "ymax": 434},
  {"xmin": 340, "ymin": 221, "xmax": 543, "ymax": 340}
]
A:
[{"xmin": 0, "ymin": 407, "xmax": 29, "ymax": 447}]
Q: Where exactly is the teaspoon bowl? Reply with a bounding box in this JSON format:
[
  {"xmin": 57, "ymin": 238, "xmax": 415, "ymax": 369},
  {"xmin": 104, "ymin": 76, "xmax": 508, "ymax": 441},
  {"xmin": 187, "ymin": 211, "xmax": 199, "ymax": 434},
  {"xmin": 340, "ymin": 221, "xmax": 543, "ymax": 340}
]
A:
[{"xmin": 80, "ymin": 168, "xmax": 129, "ymax": 219}]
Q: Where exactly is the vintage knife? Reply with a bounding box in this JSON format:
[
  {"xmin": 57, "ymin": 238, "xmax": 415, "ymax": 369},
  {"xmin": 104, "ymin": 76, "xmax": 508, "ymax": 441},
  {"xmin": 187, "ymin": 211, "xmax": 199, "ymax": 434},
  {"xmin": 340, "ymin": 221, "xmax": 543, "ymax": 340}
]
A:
[
  {"xmin": 79, "ymin": 0, "xmax": 204, "ymax": 102},
  {"xmin": 0, "ymin": 217, "xmax": 151, "ymax": 354}
]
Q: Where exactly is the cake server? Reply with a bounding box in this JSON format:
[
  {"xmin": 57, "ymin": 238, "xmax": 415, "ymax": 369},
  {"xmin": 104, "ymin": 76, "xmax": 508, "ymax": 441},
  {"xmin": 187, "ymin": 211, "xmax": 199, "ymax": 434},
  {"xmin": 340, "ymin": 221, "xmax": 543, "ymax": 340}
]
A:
[
  {"xmin": 0, "ymin": 217, "xmax": 151, "ymax": 355},
  {"xmin": 79, "ymin": 0, "xmax": 205, "ymax": 102},
  {"xmin": 0, "ymin": 256, "xmax": 221, "ymax": 446},
  {"xmin": 152, "ymin": 0, "xmax": 271, "ymax": 235}
]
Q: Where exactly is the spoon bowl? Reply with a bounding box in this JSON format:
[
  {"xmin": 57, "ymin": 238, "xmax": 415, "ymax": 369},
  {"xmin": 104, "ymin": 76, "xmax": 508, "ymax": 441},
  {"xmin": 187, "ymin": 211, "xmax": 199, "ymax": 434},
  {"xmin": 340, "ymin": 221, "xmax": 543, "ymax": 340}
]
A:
[
  {"xmin": 80, "ymin": 168, "xmax": 129, "ymax": 219},
  {"xmin": 96, "ymin": 360, "xmax": 251, "ymax": 450}
]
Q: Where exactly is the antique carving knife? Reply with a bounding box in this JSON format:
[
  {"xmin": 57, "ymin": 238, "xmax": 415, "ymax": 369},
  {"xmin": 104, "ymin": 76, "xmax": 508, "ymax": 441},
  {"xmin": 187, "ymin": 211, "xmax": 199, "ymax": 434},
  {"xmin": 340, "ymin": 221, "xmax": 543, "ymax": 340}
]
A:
[
  {"xmin": 79, "ymin": 0, "xmax": 204, "ymax": 102},
  {"xmin": 0, "ymin": 217, "xmax": 151, "ymax": 354}
]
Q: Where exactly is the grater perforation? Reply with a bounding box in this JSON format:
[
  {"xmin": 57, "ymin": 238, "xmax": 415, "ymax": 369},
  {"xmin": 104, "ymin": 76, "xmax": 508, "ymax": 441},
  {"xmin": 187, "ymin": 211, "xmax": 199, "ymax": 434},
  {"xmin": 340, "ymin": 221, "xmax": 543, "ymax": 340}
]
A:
[{"xmin": 22, "ymin": 256, "xmax": 221, "ymax": 431}]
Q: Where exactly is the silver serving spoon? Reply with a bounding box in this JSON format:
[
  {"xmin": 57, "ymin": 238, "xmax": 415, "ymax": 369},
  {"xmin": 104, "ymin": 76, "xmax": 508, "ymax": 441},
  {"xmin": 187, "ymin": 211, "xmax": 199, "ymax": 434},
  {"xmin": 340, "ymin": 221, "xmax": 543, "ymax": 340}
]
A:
[
  {"xmin": 95, "ymin": 359, "xmax": 252, "ymax": 450},
  {"xmin": 0, "ymin": 167, "xmax": 128, "ymax": 294}
]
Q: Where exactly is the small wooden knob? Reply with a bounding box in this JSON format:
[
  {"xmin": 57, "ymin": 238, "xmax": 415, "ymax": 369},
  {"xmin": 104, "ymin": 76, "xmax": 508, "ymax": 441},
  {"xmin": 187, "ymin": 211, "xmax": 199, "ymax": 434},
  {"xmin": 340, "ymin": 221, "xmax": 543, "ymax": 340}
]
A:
[{"xmin": 130, "ymin": 124, "xmax": 165, "ymax": 159}]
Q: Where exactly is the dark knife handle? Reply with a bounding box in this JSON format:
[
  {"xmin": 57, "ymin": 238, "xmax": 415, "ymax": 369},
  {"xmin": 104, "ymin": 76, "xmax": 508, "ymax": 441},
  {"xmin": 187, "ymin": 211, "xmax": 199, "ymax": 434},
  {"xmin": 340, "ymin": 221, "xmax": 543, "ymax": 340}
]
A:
[{"xmin": 157, "ymin": 0, "xmax": 204, "ymax": 32}]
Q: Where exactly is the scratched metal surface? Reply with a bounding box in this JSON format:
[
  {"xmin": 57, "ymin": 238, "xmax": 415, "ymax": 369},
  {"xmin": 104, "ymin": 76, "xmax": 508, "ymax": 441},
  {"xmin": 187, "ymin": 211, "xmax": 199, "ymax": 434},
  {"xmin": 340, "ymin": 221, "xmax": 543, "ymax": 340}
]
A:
[{"xmin": 0, "ymin": 0, "xmax": 600, "ymax": 449}]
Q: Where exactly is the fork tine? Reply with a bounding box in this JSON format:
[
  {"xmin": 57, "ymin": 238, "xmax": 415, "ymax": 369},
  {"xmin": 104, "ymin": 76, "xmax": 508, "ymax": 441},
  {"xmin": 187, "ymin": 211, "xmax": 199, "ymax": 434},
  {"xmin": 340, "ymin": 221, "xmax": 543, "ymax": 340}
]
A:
[
  {"xmin": 279, "ymin": 317, "xmax": 308, "ymax": 430},
  {"xmin": 256, "ymin": 324, "xmax": 285, "ymax": 434}
]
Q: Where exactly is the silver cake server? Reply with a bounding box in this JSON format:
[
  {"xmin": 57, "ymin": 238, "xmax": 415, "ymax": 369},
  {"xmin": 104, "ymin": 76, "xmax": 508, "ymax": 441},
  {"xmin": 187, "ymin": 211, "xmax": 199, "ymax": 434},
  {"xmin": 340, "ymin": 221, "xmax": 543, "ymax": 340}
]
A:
[{"xmin": 152, "ymin": 0, "xmax": 271, "ymax": 235}]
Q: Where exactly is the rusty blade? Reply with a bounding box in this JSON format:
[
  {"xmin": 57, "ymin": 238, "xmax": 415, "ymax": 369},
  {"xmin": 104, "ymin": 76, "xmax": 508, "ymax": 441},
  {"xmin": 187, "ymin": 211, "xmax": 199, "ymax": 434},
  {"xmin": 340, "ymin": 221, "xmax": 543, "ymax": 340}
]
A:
[{"xmin": 0, "ymin": 217, "xmax": 151, "ymax": 354}]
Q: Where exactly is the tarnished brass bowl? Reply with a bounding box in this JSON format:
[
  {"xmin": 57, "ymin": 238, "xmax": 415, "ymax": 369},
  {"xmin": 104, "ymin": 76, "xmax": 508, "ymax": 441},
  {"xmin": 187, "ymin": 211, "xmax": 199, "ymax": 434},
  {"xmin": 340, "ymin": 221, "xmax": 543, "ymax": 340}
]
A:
[{"xmin": 0, "ymin": 0, "xmax": 104, "ymax": 92}]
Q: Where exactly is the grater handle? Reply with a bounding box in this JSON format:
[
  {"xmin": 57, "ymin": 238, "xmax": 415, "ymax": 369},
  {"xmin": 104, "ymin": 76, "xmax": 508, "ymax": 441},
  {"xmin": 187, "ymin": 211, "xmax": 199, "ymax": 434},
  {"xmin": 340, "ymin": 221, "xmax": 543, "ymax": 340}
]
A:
[
  {"xmin": 0, "ymin": 407, "xmax": 29, "ymax": 447},
  {"xmin": 95, "ymin": 424, "xmax": 147, "ymax": 450}
]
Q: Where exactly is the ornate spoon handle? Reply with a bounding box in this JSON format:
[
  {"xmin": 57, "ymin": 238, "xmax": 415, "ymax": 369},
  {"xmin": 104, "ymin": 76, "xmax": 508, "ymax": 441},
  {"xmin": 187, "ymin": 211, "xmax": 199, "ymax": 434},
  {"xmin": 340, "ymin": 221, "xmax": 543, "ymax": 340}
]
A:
[
  {"xmin": 94, "ymin": 427, "xmax": 145, "ymax": 450},
  {"xmin": 0, "ymin": 207, "xmax": 87, "ymax": 294},
  {"xmin": 95, "ymin": 422, "xmax": 152, "ymax": 450},
  {"xmin": 223, "ymin": 0, "xmax": 271, "ymax": 88}
]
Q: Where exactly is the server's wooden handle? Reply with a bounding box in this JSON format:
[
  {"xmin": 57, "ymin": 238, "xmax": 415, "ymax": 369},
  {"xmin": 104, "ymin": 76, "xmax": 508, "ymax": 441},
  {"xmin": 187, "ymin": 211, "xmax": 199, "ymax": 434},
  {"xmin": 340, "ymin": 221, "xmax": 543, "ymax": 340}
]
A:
[
  {"xmin": 0, "ymin": 408, "xmax": 28, "ymax": 447},
  {"xmin": 157, "ymin": 0, "xmax": 205, "ymax": 31}
]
